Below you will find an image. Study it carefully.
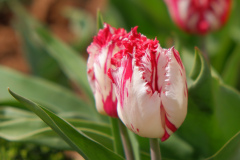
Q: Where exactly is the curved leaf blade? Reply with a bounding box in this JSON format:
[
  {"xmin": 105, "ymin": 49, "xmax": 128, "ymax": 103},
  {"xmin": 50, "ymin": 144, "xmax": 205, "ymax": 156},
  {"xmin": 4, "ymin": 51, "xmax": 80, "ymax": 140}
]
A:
[
  {"xmin": 206, "ymin": 131, "xmax": 240, "ymax": 160},
  {"xmin": 0, "ymin": 66, "xmax": 102, "ymax": 121},
  {"xmin": 0, "ymin": 113, "xmax": 113, "ymax": 150},
  {"xmin": 188, "ymin": 47, "xmax": 213, "ymax": 112},
  {"xmin": 8, "ymin": 89, "xmax": 123, "ymax": 160}
]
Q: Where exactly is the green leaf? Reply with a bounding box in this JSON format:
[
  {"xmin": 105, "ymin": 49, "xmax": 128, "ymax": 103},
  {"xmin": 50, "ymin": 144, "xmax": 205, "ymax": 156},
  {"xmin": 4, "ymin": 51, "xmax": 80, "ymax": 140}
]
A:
[
  {"xmin": 222, "ymin": 45, "xmax": 240, "ymax": 87},
  {"xmin": 97, "ymin": 10, "xmax": 104, "ymax": 31},
  {"xmin": 8, "ymin": 89, "xmax": 123, "ymax": 160},
  {"xmin": 178, "ymin": 48, "xmax": 240, "ymax": 158},
  {"xmin": 136, "ymin": 134, "xmax": 194, "ymax": 160},
  {"xmin": 110, "ymin": 0, "xmax": 171, "ymax": 43},
  {"xmin": 35, "ymin": 26, "xmax": 93, "ymax": 100},
  {"xmin": 0, "ymin": 107, "xmax": 113, "ymax": 150},
  {"xmin": 189, "ymin": 47, "xmax": 213, "ymax": 112},
  {"xmin": 63, "ymin": 7, "xmax": 95, "ymax": 52},
  {"xmin": 9, "ymin": 1, "xmax": 93, "ymax": 102},
  {"xmin": 110, "ymin": 118, "xmax": 125, "ymax": 157},
  {"xmin": 206, "ymin": 131, "xmax": 240, "ymax": 160},
  {"xmin": 19, "ymin": 25, "xmax": 69, "ymax": 86},
  {"xmin": 0, "ymin": 66, "xmax": 101, "ymax": 121}
]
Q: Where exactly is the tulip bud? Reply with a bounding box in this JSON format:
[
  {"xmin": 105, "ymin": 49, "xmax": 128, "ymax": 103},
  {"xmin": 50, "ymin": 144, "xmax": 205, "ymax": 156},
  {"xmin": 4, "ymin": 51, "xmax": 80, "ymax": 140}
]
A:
[
  {"xmin": 108, "ymin": 27, "xmax": 188, "ymax": 141},
  {"xmin": 164, "ymin": 0, "xmax": 232, "ymax": 34},
  {"xmin": 87, "ymin": 24, "xmax": 127, "ymax": 117}
]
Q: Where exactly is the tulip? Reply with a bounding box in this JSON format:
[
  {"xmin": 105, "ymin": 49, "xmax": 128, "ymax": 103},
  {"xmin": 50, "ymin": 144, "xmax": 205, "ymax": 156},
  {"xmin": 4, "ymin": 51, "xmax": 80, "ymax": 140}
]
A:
[
  {"xmin": 87, "ymin": 23, "xmax": 127, "ymax": 117},
  {"xmin": 108, "ymin": 27, "xmax": 188, "ymax": 141},
  {"xmin": 164, "ymin": 0, "xmax": 232, "ymax": 34}
]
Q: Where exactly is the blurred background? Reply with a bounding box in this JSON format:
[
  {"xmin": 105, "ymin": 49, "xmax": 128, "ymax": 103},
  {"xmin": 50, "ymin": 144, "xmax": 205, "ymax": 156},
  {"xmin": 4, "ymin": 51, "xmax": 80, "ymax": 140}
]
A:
[{"xmin": 1, "ymin": 0, "xmax": 240, "ymax": 159}]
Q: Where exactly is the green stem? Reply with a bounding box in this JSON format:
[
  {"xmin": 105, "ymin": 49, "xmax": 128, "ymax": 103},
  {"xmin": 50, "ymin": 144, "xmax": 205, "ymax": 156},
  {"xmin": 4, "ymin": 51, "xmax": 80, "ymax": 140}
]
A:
[
  {"xmin": 111, "ymin": 118, "xmax": 125, "ymax": 157},
  {"xmin": 118, "ymin": 120, "xmax": 135, "ymax": 160},
  {"xmin": 150, "ymin": 138, "xmax": 161, "ymax": 160}
]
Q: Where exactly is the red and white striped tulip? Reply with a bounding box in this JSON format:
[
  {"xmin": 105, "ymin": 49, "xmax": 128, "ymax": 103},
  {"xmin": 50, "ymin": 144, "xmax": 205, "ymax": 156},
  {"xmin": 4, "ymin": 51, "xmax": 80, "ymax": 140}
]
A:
[
  {"xmin": 164, "ymin": 0, "xmax": 232, "ymax": 34},
  {"xmin": 108, "ymin": 27, "xmax": 188, "ymax": 141},
  {"xmin": 87, "ymin": 24, "xmax": 127, "ymax": 117}
]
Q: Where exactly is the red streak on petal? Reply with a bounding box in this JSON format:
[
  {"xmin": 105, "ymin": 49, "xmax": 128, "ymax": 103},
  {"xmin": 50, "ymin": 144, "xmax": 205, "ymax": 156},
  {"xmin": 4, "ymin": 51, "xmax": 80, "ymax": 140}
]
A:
[
  {"xmin": 107, "ymin": 69, "xmax": 115, "ymax": 84},
  {"xmin": 173, "ymin": 48, "xmax": 183, "ymax": 70},
  {"xmin": 161, "ymin": 130, "xmax": 170, "ymax": 142},
  {"xmin": 102, "ymin": 87, "xmax": 118, "ymax": 118},
  {"xmin": 165, "ymin": 115, "xmax": 177, "ymax": 132},
  {"xmin": 137, "ymin": 128, "xmax": 139, "ymax": 132},
  {"xmin": 104, "ymin": 44, "xmax": 115, "ymax": 74},
  {"xmin": 179, "ymin": 69, "xmax": 182, "ymax": 76},
  {"xmin": 119, "ymin": 57, "xmax": 133, "ymax": 107},
  {"xmin": 131, "ymin": 124, "xmax": 134, "ymax": 130}
]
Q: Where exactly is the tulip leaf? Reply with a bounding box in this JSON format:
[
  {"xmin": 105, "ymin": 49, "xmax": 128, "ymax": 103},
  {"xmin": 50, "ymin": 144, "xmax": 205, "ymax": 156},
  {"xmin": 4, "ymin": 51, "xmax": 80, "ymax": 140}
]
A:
[
  {"xmin": 0, "ymin": 107, "xmax": 113, "ymax": 150},
  {"xmin": 206, "ymin": 131, "xmax": 240, "ymax": 160},
  {"xmin": 188, "ymin": 47, "xmax": 213, "ymax": 112},
  {"xmin": 0, "ymin": 66, "xmax": 101, "ymax": 121},
  {"xmin": 110, "ymin": 0, "xmax": 170, "ymax": 43},
  {"xmin": 222, "ymin": 45, "xmax": 240, "ymax": 88},
  {"xmin": 17, "ymin": 20, "xmax": 69, "ymax": 86},
  {"xmin": 97, "ymin": 10, "xmax": 104, "ymax": 31},
  {"xmin": 9, "ymin": 1, "xmax": 93, "ymax": 102},
  {"xmin": 136, "ymin": 134, "xmax": 194, "ymax": 160},
  {"xmin": 63, "ymin": 7, "xmax": 95, "ymax": 52},
  {"xmin": 8, "ymin": 89, "xmax": 123, "ymax": 160},
  {"xmin": 35, "ymin": 27, "xmax": 93, "ymax": 100},
  {"xmin": 178, "ymin": 47, "xmax": 240, "ymax": 158}
]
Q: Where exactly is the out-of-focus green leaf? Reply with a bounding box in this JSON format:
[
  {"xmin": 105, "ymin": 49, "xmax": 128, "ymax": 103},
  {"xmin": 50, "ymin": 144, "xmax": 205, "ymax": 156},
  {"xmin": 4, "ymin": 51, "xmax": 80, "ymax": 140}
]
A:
[
  {"xmin": 35, "ymin": 27, "xmax": 93, "ymax": 100},
  {"xmin": 110, "ymin": 0, "xmax": 171, "ymax": 43},
  {"xmin": 0, "ymin": 107, "xmax": 35, "ymax": 121},
  {"xmin": 9, "ymin": 1, "xmax": 93, "ymax": 102},
  {"xmin": 136, "ymin": 134, "xmax": 194, "ymax": 160},
  {"xmin": 208, "ymin": 35, "xmax": 235, "ymax": 74},
  {"xmin": 0, "ymin": 107, "xmax": 113, "ymax": 150},
  {"xmin": 8, "ymin": 89, "xmax": 123, "ymax": 160},
  {"xmin": 222, "ymin": 45, "xmax": 240, "ymax": 87},
  {"xmin": 128, "ymin": 131, "xmax": 140, "ymax": 160},
  {"xmin": 97, "ymin": 10, "xmax": 104, "ymax": 31},
  {"xmin": 0, "ymin": 66, "xmax": 101, "ymax": 121},
  {"xmin": 206, "ymin": 131, "xmax": 240, "ymax": 160},
  {"xmin": 19, "ymin": 26, "xmax": 69, "ymax": 86},
  {"xmin": 63, "ymin": 7, "xmax": 95, "ymax": 51},
  {"xmin": 178, "ymin": 48, "xmax": 240, "ymax": 158}
]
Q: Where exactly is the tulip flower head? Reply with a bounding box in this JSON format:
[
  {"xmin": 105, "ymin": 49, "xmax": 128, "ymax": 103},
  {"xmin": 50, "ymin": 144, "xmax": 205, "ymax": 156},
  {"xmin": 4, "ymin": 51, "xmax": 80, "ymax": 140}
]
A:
[
  {"xmin": 108, "ymin": 27, "xmax": 188, "ymax": 141},
  {"xmin": 87, "ymin": 24, "xmax": 127, "ymax": 117},
  {"xmin": 164, "ymin": 0, "xmax": 232, "ymax": 34}
]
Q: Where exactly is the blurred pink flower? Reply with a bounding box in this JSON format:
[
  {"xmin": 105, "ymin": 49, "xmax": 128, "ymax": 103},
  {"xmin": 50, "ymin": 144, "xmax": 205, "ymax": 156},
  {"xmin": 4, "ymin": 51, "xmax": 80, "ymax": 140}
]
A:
[
  {"xmin": 108, "ymin": 27, "xmax": 188, "ymax": 141},
  {"xmin": 87, "ymin": 24, "xmax": 127, "ymax": 117},
  {"xmin": 165, "ymin": 0, "xmax": 232, "ymax": 34}
]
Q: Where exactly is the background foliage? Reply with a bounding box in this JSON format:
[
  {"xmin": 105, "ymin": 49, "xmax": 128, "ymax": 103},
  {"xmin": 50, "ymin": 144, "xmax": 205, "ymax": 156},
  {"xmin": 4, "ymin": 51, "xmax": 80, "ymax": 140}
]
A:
[{"xmin": 0, "ymin": 0, "xmax": 240, "ymax": 159}]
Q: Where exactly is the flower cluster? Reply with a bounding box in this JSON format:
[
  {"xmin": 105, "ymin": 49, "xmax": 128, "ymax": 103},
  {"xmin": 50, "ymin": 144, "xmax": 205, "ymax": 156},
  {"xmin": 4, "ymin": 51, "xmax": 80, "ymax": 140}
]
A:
[
  {"xmin": 164, "ymin": 0, "xmax": 232, "ymax": 34},
  {"xmin": 87, "ymin": 24, "xmax": 188, "ymax": 141}
]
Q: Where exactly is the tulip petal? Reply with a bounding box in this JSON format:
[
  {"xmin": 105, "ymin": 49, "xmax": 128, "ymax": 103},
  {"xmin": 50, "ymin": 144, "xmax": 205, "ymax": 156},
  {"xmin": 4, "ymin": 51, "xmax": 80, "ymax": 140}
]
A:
[
  {"xmin": 112, "ymin": 57, "xmax": 165, "ymax": 138},
  {"xmin": 87, "ymin": 24, "xmax": 127, "ymax": 117},
  {"xmin": 165, "ymin": 0, "xmax": 232, "ymax": 34},
  {"xmin": 160, "ymin": 48, "xmax": 188, "ymax": 140},
  {"xmin": 109, "ymin": 27, "xmax": 188, "ymax": 140}
]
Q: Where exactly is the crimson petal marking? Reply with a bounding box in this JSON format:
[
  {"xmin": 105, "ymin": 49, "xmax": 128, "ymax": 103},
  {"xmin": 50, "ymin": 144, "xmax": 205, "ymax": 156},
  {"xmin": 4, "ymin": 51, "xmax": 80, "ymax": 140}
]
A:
[
  {"xmin": 165, "ymin": 115, "xmax": 178, "ymax": 133},
  {"xmin": 161, "ymin": 131, "xmax": 170, "ymax": 142},
  {"xmin": 173, "ymin": 48, "xmax": 184, "ymax": 70}
]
